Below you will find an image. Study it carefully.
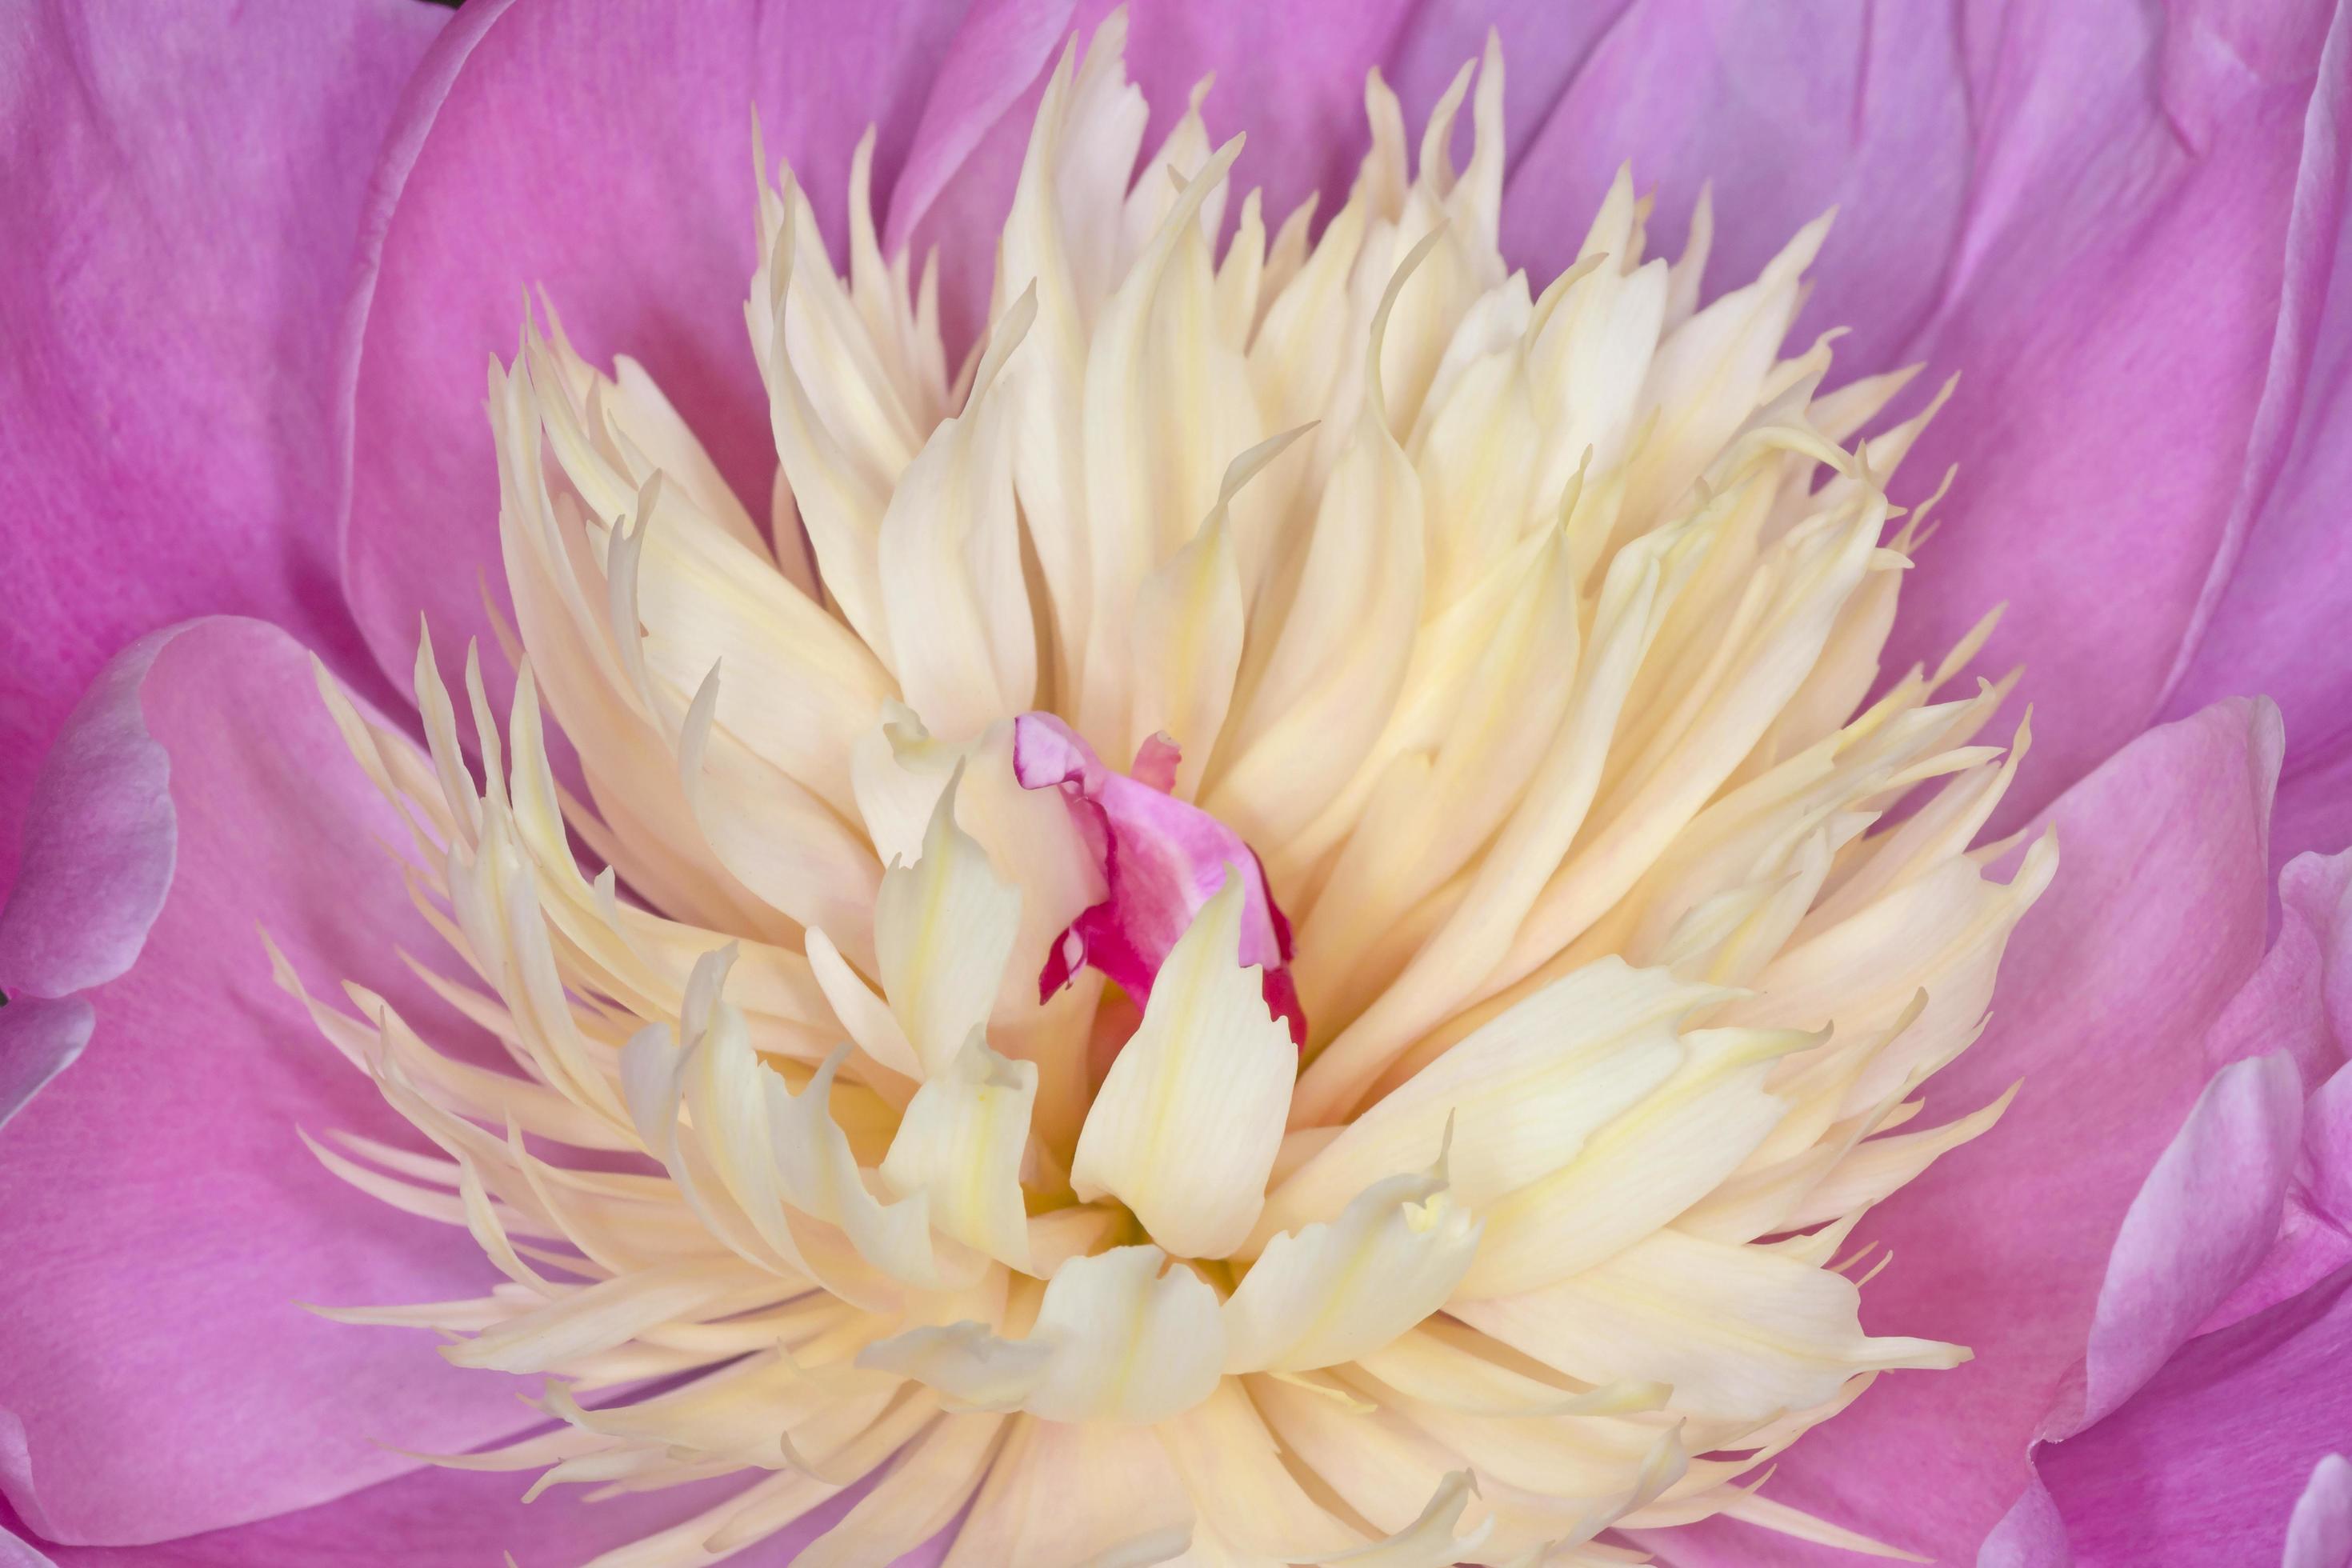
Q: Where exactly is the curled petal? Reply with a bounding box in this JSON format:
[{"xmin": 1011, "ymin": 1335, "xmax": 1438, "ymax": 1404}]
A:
[{"xmin": 1012, "ymin": 711, "xmax": 1303, "ymax": 1044}]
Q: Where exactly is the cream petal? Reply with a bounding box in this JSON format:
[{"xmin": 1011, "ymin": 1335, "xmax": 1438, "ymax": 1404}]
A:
[
  {"xmin": 1128, "ymin": 426, "xmax": 1310, "ymax": 797},
  {"xmin": 1259, "ymin": 959, "xmax": 1717, "ymax": 1247},
  {"xmin": 1311, "ymin": 1470, "xmax": 1494, "ymax": 1567},
  {"xmin": 1455, "ymin": 1026, "xmax": 1810, "ymax": 1299},
  {"xmin": 763, "ymin": 1047, "xmax": 946, "ymax": 1290},
  {"xmin": 881, "ymin": 1030, "xmax": 1039, "ymax": 1272},
  {"xmin": 874, "ymin": 775, "xmax": 1024, "ymax": 1078},
  {"xmin": 1223, "ymin": 1157, "xmax": 1480, "ymax": 1374},
  {"xmin": 1158, "ymin": 1378, "xmax": 1367, "ymax": 1560},
  {"xmin": 782, "ymin": 1411, "xmax": 1003, "ymax": 1568},
  {"xmin": 1208, "ymin": 242, "xmax": 1430, "ymax": 848},
  {"xmin": 862, "ymin": 1245, "xmax": 1225, "ymax": 1426},
  {"xmin": 942, "ymin": 1417, "xmax": 1197, "ymax": 1568},
  {"xmin": 1456, "ymin": 1228, "xmax": 1966, "ymax": 1424},
  {"xmin": 1071, "ymin": 878, "xmax": 1295, "ymax": 1258},
  {"xmin": 1074, "ymin": 134, "xmax": 1256, "ymax": 744},
  {"xmin": 877, "ymin": 286, "xmax": 1038, "ymax": 739}
]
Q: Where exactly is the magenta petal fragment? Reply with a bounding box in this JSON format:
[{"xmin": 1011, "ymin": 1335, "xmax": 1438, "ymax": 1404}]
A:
[
  {"xmin": 0, "ymin": 0, "xmax": 442, "ymax": 891},
  {"xmin": 1011, "ymin": 714, "xmax": 1303, "ymax": 1044},
  {"xmin": 0, "ymin": 620, "xmax": 546, "ymax": 1545}
]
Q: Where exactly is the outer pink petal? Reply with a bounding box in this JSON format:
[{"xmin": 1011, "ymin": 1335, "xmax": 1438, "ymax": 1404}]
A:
[
  {"xmin": 2286, "ymin": 1454, "xmax": 2352, "ymax": 1568},
  {"xmin": 339, "ymin": 0, "xmax": 987, "ymax": 725},
  {"xmin": 1499, "ymin": 0, "xmax": 1972, "ymax": 373},
  {"xmin": 2, "ymin": 1457, "xmax": 898, "ymax": 1567},
  {"xmin": 885, "ymin": 0, "xmax": 1080, "ymax": 271},
  {"xmin": 2202, "ymin": 850, "xmax": 2352, "ymax": 1326},
  {"xmin": 2028, "ymin": 1267, "xmax": 2352, "ymax": 1565},
  {"xmin": 0, "ymin": 620, "xmax": 547, "ymax": 1545},
  {"xmin": 0, "ymin": 0, "xmax": 442, "ymax": 894},
  {"xmin": 2062, "ymin": 1054, "xmax": 2307, "ymax": 1434},
  {"xmin": 1643, "ymin": 699, "xmax": 2286, "ymax": 1565},
  {"xmin": 1876, "ymin": 0, "xmax": 2343, "ymax": 827},
  {"xmin": 2162, "ymin": 3, "xmax": 2352, "ymax": 873},
  {"xmin": 1975, "ymin": 846, "xmax": 2352, "ymax": 1564}
]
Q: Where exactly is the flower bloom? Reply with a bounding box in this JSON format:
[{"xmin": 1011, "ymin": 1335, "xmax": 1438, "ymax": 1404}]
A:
[{"xmin": 2, "ymin": 3, "xmax": 2348, "ymax": 1566}]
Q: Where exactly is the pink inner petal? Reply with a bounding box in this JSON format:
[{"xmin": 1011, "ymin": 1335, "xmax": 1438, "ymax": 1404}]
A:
[{"xmin": 1012, "ymin": 714, "xmax": 1304, "ymax": 1046}]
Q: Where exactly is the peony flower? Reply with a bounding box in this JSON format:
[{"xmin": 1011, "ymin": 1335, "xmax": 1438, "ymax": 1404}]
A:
[{"xmin": 0, "ymin": 2, "xmax": 2345, "ymax": 1566}]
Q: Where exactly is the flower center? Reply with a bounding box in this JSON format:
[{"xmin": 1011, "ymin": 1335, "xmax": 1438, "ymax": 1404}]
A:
[
  {"xmin": 287, "ymin": 14, "xmax": 2055, "ymax": 1564},
  {"xmin": 1013, "ymin": 711, "xmax": 1306, "ymax": 1048}
]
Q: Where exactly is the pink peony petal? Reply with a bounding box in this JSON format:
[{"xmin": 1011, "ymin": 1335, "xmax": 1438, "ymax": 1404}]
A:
[
  {"xmin": 0, "ymin": 0, "xmax": 442, "ymax": 894},
  {"xmin": 1977, "ymin": 1478, "xmax": 2075, "ymax": 1568},
  {"xmin": 2064, "ymin": 1053, "xmax": 2306, "ymax": 1434},
  {"xmin": 884, "ymin": 0, "xmax": 1078, "ymax": 265},
  {"xmin": 2277, "ymin": 746, "xmax": 2352, "ymax": 910},
  {"xmin": 1, "ymin": 1453, "xmax": 924, "ymax": 1566},
  {"xmin": 0, "ymin": 999, "xmax": 88, "ymax": 1136},
  {"xmin": 1012, "ymin": 714, "xmax": 1302, "ymax": 1045},
  {"xmin": 2030, "ymin": 1267, "xmax": 2352, "ymax": 1565},
  {"xmin": 1499, "ymin": 0, "xmax": 1972, "ymax": 373},
  {"xmin": 2200, "ymin": 849, "xmax": 2352, "ymax": 1327},
  {"xmin": 2163, "ymin": 2, "xmax": 2352, "ymax": 874},
  {"xmin": 1874, "ymin": 0, "xmax": 2342, "ymax": 829},
  {"xmin": 1638, "ymin": 699, "xmax": 2286, "ymax": 1564},
  {"xmin": 2203, "ymin": 849, "xmax": 2352, "ymax": 1083},
  {"xmin": 2203, "ymin": 1073, "xmax": 2352, "ymax": 1331},
  {"xmin": 0, "ymin": 634, "xmax": 178, "ymax": 1002},
  {"xmin": 2286, "ymin": 1454, "xmax": 2352, "ymax": 1568},
  {"xmin": 0, "ymin": 620, "xmax": 550, "ymax": 1544},
  {"xmin": 338, "ymin": 0, "xmax": 1002, "ymax": 739},
  {"xmin": 1983, "ymin": 842, "xmax": 2352, "ymax": 1563}
]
